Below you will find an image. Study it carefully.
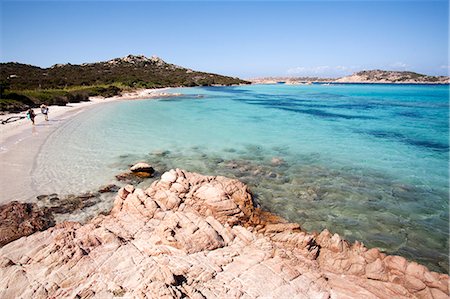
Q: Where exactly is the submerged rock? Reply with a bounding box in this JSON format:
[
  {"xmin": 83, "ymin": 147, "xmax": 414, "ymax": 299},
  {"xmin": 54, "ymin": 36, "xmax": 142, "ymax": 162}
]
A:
[
  {"xmin": 271, "ymin": 157, "xmax": 285, "ymax": 166},
  {"xmin": 152, "ymin": 149, "xmax": 171, "ymax": 157},
  {"xmin": 298, "ymin": 186, "xmax": 320, "ymax": 201},
  {"xmin": 0, "ymin": 201, "xmax": 55, "ymax": 247},
  {"xmin": 115, "ymin": 172, "xmax": 146, "ymax": 184},
  {"xmin": 0, "ymin": 169, "xmax": 448, "ymax": 298},
  {"xmin": 36, "ymin": 192, "xmax": 100, "ymax": 215},
  {"xmin": 98, "ymin": 184, "xmax": 120, "ymax": 193}
]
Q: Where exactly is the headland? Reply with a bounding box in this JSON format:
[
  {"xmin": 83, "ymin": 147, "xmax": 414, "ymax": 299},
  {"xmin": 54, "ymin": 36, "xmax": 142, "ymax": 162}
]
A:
[{"xmin": 250, "ymin": 70, "xmax": 450, "ymax": 85}]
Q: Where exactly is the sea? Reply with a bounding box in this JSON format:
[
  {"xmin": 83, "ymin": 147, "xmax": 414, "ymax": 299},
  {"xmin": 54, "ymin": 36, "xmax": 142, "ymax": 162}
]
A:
[{"xmin": 32, "ymin": 83, "xmax": 449, "ymax": 273}]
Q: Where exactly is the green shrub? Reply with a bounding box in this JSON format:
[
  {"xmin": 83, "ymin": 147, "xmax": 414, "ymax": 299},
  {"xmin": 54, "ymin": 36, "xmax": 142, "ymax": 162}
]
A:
[{"xmin": 0, "ymin": 99, "xmax": 29, "ymax": 112}]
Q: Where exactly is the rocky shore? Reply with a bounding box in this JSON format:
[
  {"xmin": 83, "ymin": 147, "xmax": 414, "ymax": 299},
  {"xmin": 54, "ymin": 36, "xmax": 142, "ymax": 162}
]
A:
[
  {"xmin": 0, "ymin": 169, "xmax": 448, "ymax": 298},
  {"xmin": 0, "ymin": 201, "xmax": 54, "ymax": 246}
]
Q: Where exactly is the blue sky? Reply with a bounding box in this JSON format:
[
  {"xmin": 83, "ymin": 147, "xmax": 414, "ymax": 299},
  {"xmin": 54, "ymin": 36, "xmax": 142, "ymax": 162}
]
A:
[{"xmin": 1, "ymin": 1, "xmax": 448, "ymax": 78}]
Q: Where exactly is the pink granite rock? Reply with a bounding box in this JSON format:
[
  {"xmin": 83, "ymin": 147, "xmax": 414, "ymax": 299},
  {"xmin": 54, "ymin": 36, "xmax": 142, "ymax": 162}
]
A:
[
  {"xmin": 0, "ymin": 169, "xmax": 448, "ymax": 299},
  {"xmin": 130, "ymin": 162, "xmax": 154, "ymax": 174},
  {"xmin": 0, "ymin": 201, "xmax": 55, "ymax": 247}
]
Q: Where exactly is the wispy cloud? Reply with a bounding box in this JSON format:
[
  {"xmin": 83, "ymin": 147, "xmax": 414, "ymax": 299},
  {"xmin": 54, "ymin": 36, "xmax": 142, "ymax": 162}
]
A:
[
  {"xmin": 390, "ymin": 62, "xmax": 410, "ymax": 70},
  {"xmin": 287, "ymin": 66, "xmax": 330, "ymax": 75},
  {"xmin": 286, "ymin": 65, "xmax": 360, "ymax": 76},
  {"xmin": 440, "ymin": 65, "xmax": 450, "ymax": 69}
]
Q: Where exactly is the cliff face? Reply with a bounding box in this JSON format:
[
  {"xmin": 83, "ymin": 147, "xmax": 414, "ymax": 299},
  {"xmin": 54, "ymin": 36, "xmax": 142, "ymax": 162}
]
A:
[{"xmin": 0, "ymin": 169, "xmax": 448, "ymax": 298}]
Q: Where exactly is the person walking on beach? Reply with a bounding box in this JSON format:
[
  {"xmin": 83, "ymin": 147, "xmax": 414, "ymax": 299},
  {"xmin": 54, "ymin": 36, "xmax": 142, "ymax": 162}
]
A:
[
  {"xmin": 26, "ymin": 108, "xmax": 36, "ymax": 125},
  {"xmin": 40, "ymin": 104, "xmax": 49, "ymax": 121}
]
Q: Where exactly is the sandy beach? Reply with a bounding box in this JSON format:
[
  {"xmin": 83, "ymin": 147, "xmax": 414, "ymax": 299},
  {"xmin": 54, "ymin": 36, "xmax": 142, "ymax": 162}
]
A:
[{"xmin": 0, "ymin": 88, "xmax": 178, "ymax": 204}]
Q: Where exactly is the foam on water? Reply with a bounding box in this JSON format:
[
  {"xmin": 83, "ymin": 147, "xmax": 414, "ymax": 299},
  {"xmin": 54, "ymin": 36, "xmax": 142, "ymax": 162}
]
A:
[{"xmin": 33, "ymin": 84, "xmax": 449, "ymax": 272}]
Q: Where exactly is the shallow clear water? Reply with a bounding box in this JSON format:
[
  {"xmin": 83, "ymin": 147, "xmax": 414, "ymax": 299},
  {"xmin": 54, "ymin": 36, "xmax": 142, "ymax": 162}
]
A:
[{"xmin": 34, "ymin": 84, "xmax": 449, "ymax": 272}]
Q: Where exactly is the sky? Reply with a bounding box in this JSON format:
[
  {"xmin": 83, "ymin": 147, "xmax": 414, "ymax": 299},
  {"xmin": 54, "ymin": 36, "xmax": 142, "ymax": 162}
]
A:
[{"xmin": 1, "ymin": 1, "xmax": 448, "ymax": 78}]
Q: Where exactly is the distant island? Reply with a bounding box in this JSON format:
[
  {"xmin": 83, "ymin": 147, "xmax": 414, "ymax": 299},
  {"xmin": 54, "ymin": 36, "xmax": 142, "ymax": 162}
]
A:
[
  {"xmin": 250, "ymin": 70, "xmax": 449, "ymax": 85},
  {"xmin": 0, "ymin": 55, "xmax": 249, "ymax": 112}
]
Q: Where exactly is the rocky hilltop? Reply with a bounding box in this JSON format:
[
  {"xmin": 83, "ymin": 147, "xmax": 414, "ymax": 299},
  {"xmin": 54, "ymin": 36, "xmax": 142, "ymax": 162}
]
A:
[
  {"xmin": 0, "ymin": 55, "xmax": 249, "ymax": 111},
  {"xmin": 1, "ymin": 169, "xmax": 448, "ymax": 298},
  {"xmin": 336, "ymin": 70, "xmax": 449, "ymax": 84},
  {"xmin": 1, "ymin": 55, "xmax": 249, "ymax": 90}
]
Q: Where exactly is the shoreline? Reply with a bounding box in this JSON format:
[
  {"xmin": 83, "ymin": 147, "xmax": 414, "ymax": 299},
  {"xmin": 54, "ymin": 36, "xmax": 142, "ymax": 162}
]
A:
[
  {"xmin": 0, "ymin": 85, "xmax": 448, "ymax": 278},
  {"xmin": 0, "ymin": 87, "xmax": 179, "ymax": 143},
  {"xmin": 0, "ymin": 87, "xmax": 180, "ymax": 204}
]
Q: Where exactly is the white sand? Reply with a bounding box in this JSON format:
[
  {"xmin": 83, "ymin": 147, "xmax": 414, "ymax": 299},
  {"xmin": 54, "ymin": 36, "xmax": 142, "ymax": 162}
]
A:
[
  {"xmin": 0, "ymin": 88, "xmax": 177, "ymax": 203},
  {"xmin": 0, "ymin": 88, "xmax": 177, "ymax": 142}
]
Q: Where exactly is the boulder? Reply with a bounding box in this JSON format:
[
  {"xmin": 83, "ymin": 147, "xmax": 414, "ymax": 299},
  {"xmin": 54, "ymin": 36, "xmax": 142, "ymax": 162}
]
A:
[
  {"xmin": 116, "ymin": 162, "xmax": 155, "ymax": 184},
  {"xmin": 0, "ymin": 201, "xmax": 55, "ymax": 246},
  {"xmin": 130, "ymin": 162, "xmax": 154, "ymax": 174}
]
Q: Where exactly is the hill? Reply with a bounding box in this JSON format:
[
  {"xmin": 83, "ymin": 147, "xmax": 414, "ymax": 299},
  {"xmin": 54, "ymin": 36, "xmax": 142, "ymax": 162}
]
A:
[
  {"xmin": 0, "ymin": 55, "xmax": 249, "ymax": 111},
  {"xmin": 335, "ymin": 70, "xmax": 449, "ymax": 84}
]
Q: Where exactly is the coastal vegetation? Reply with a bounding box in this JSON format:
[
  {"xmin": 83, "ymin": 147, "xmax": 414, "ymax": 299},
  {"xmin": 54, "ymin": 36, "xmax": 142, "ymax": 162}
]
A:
[{"xmin": 0, "ymin": 55, "xmax": 249, "ymax": 112}]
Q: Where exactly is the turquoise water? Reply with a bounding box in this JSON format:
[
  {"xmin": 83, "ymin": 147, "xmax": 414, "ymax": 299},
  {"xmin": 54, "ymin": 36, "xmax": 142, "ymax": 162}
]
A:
[{"xmin": 34, "ymin": 84, "xmax": 449, "ymax": 272}]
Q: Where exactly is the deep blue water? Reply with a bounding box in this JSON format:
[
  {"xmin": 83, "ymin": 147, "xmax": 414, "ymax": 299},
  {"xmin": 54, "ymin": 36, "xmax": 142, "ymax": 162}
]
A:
[{"xmin": 34, "ymin": 84, "xmax": 449, "ymax": 272}]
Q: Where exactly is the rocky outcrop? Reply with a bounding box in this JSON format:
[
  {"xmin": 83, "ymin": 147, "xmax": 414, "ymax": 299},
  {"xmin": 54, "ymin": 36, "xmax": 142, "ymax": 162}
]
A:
[
  {"xmin": 115, "ymin": 162, "xmax": 156, "ymax": 184},
  {"xmin": 130, "ymin": 162, "xmax": 155, "ymax": 176},
  {"xmin": 0, "ymin": 169, "xmax": 448, "ymax": 298},
  {"xmin": 0, "ymin": 201, "xmax": 54, "ymax": 246},
  {"xmin": 336, "ymin": 70, "xmax": 449, "ymax": 84}
]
